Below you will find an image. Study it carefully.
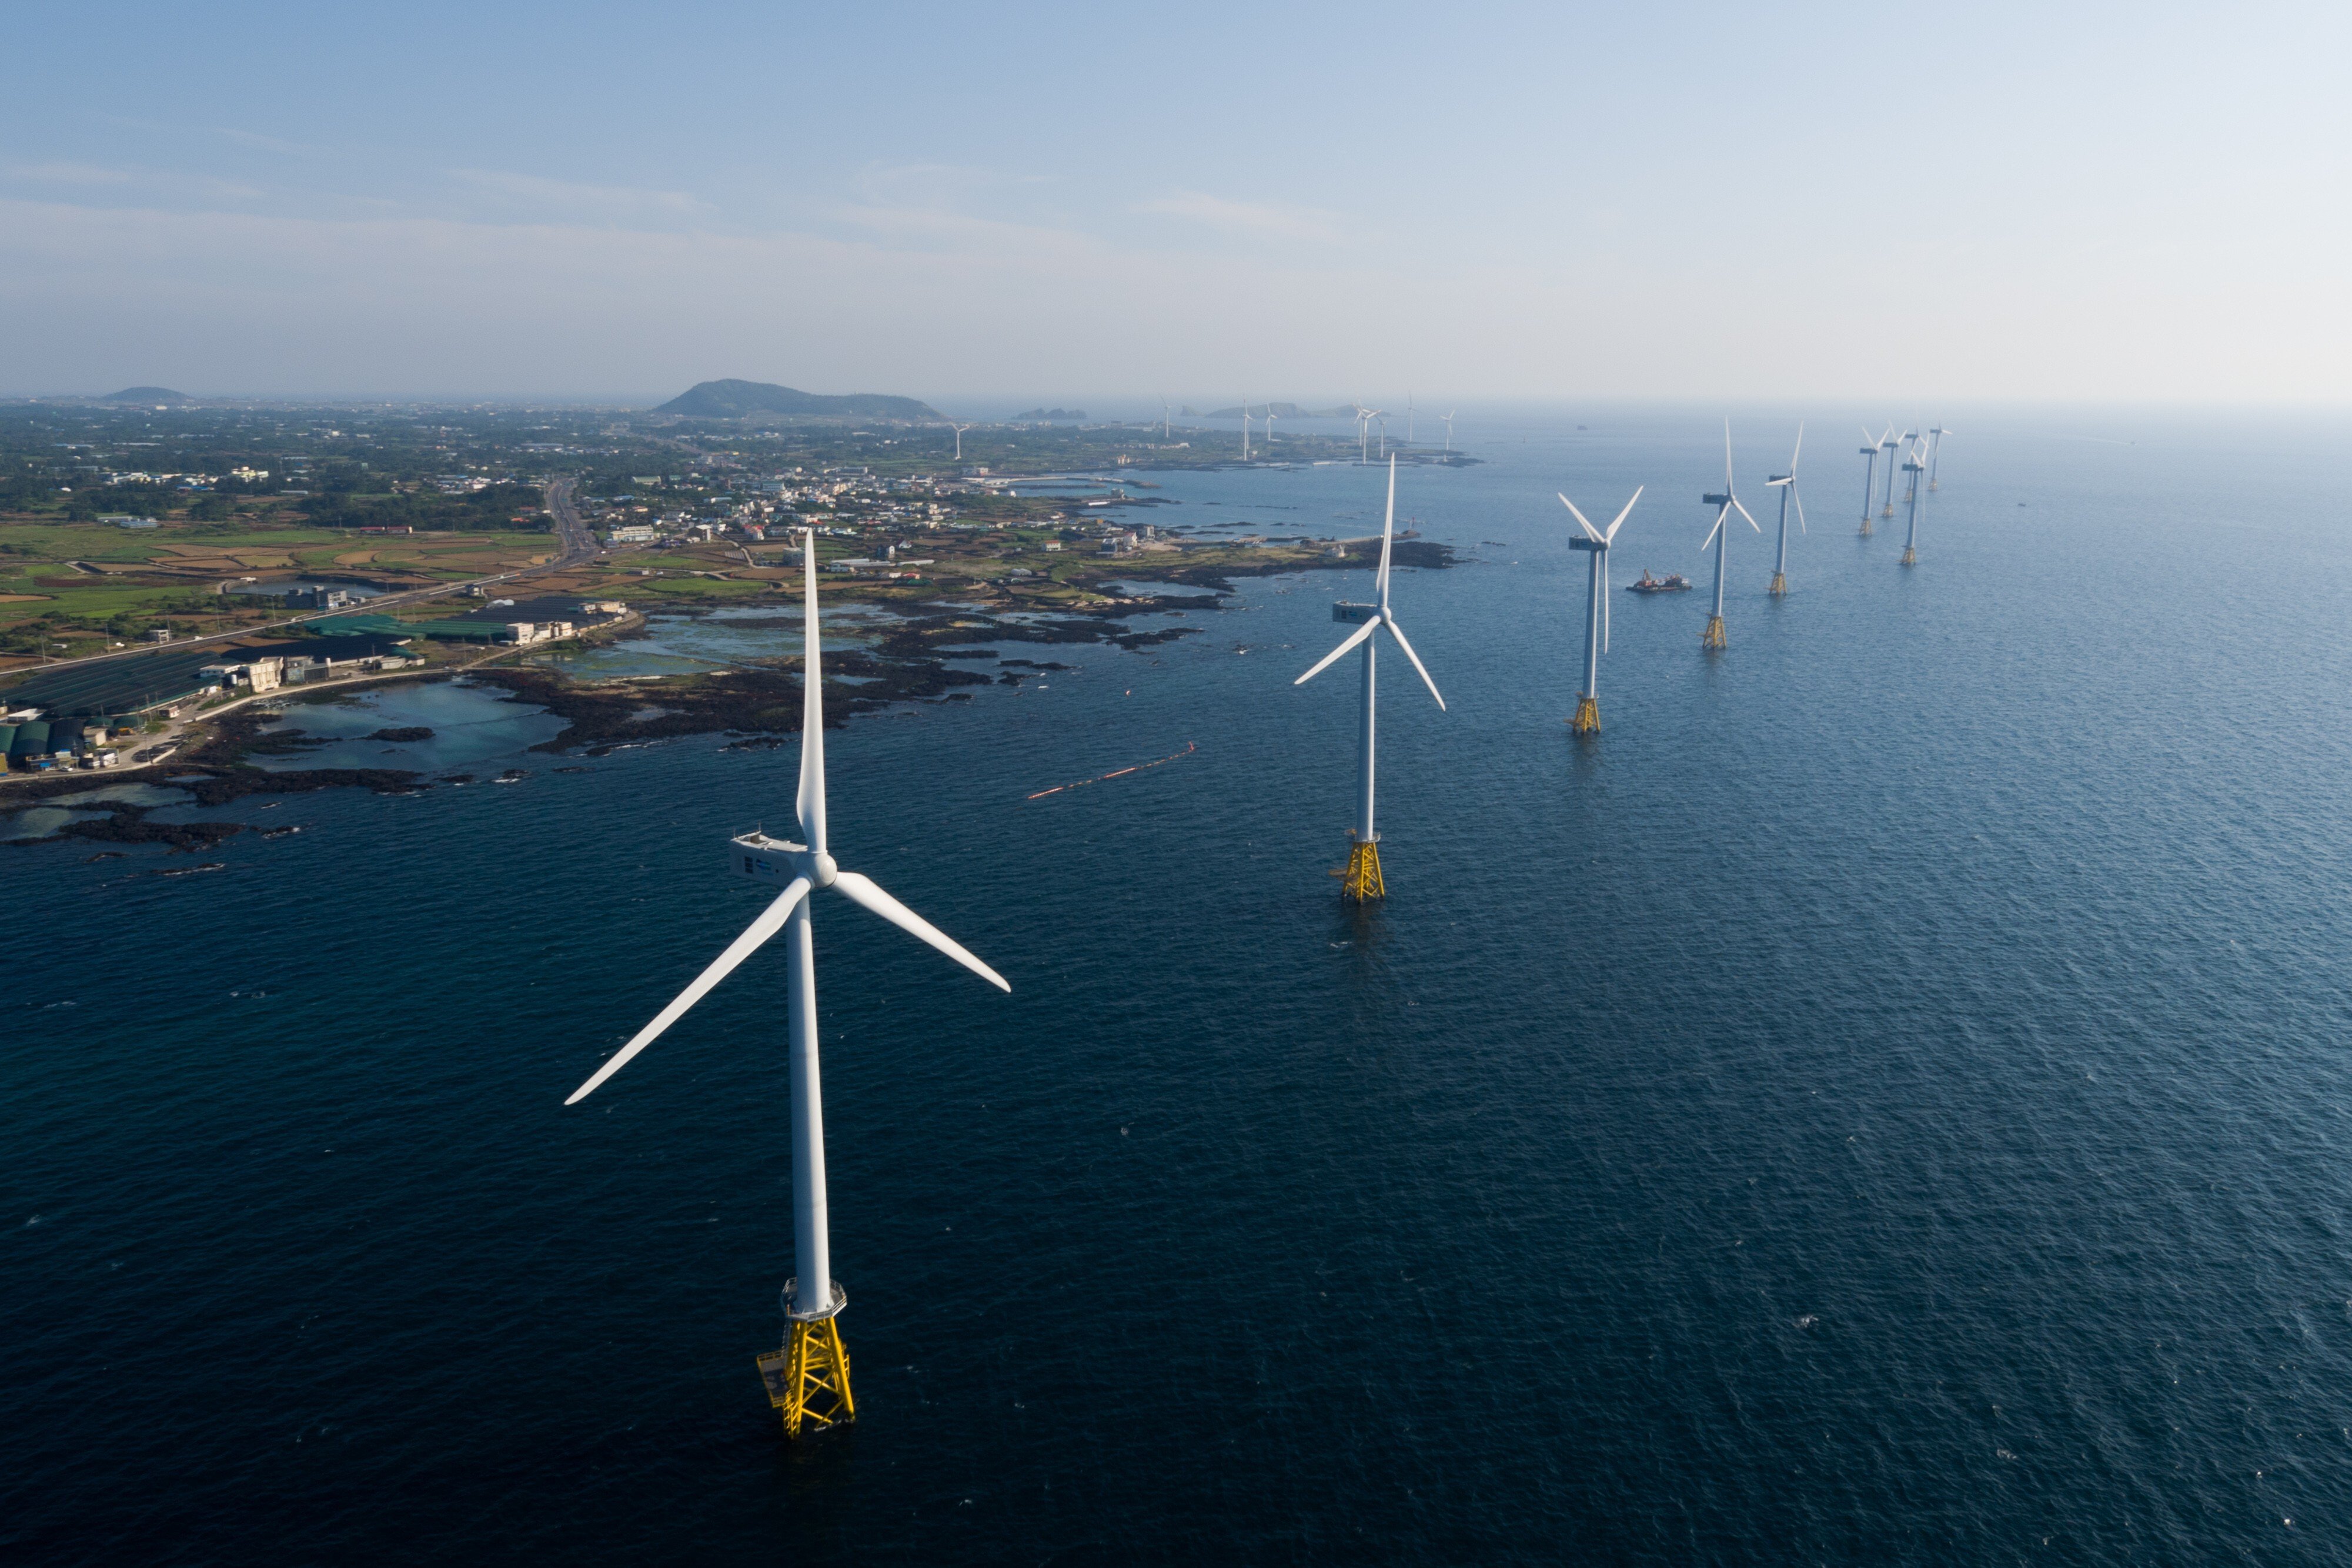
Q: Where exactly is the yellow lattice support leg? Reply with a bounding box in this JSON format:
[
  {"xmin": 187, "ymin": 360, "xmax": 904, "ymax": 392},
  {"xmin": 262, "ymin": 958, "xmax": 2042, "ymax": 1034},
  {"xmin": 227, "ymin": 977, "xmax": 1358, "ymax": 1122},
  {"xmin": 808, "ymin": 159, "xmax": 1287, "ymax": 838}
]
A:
[
  {"xmin": 1569, "ymin": 693, "xmax": 1600, "ymax": 735},
  {"xmin": 758, "ymin": 1315, "xmax": 855, "ymax": 1439},
  {"xmin": 1341, "ymin": 837, "xmax": 1385, "ymax": 902},
  {"xmin": 1899, "ymin": 546, "xmax": 1916, "ymax": 566},
  {"xmin": 1701, "ymin": 614, "xmax": 1726, "ymax": 650},
  {"xmin": 1858, "ymin": 517, "xmax": 1874, "ymax": 536},
  {"xmin": 1768, "ymin": 572, "xmax": 1787, "ymax": 596}
]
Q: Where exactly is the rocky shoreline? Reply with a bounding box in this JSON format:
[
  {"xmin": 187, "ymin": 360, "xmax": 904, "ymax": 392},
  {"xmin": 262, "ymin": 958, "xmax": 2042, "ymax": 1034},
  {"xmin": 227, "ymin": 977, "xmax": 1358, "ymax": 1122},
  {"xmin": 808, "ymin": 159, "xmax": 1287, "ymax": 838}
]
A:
[{"xmin": 8, "ymin": 547, "xmax": 1456, "ymax": 853}]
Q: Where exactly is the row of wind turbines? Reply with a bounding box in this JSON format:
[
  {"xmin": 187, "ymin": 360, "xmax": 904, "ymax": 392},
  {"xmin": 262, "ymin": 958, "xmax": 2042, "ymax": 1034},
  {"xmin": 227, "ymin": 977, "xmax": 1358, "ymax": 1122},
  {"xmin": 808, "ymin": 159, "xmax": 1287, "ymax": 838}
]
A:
[
  {"xmin": 1295, "ymin": 420, "xmax": 1950, "ymax": 898},
  {"xmin": 562, "ymin": 420, "xmax": 1954, "ymax": 1441}
]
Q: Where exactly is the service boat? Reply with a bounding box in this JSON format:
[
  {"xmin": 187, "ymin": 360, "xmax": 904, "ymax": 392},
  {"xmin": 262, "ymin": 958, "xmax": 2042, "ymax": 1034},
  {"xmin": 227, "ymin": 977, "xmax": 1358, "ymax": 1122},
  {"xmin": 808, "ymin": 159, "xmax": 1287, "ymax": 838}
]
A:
[{"xmin": 1625, "ymin": 570, "xmax": 1692, "ymax": 594}]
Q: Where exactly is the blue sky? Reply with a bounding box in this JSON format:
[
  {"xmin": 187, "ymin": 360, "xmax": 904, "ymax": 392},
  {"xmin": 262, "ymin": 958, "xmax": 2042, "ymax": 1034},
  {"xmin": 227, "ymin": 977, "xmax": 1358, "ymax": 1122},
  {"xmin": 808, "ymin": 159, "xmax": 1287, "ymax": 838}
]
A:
[{"xmin": 4, "ymin": 1, "xmax": 2346, "ymax": 404}]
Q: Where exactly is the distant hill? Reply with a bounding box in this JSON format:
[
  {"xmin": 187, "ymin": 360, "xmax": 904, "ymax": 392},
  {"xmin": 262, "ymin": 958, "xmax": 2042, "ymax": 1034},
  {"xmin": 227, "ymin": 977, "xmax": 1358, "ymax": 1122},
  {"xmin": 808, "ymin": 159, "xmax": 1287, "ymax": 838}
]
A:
[
  {"xmin": 656, "ymin": 379, "xmax": 940, "ymax": 420},
  {"xmin": 1013, "ymin": 407, "xmax": 1087, "ymax": 421},
  {"xmin": 101, "ymin": 386, "xmax": 192, "ymax": 404}
]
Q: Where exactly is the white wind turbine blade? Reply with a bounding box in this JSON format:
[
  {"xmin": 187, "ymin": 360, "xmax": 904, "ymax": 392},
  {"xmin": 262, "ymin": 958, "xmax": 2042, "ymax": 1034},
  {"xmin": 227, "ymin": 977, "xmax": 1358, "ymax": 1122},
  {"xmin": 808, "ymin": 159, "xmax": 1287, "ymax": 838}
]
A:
[
  {"xmin": 1603, "ymin": 485, "xmax": 1642, "ymax": 543},
  {"xmin": 1381, "ymin": 617, "xmax": 1445, "ymax": 710},
  {"xmin": 1376, "ymin": 456, "xmax": 1396, "ymax": 609},
  {"xmin": 831, "ymin": 871, "xmax": 1010, "ymax": 992},
  {"xmin": 1733, "ymin": 497, "xmax": 1763, "ymax": 533},
  {"xmin": 1862, "ymin": 424, "xmax": 1878, "ymax": 445},
  {"xmin": 1558, "ymin": 492, "xmax": 1605, "ymax": 544},
  {"xmin": 1789, "ymin": 422, "xmax": 1804, "ymax": 474},
  {"xmin": 1793, "ymin": 486, "xmax": 1808, "ymax": 534},
  {"xmin": 1723, "ymin": 420, "xmax": 1736, "ymax": 489},
  {"xmin": 1700, "ymin": 504, "xmax": 1729, "ymax": 553},
  {"xmin": 564, "ymin": 878, "xmax": 813, "ymax": 1104},
  {"xmin": 1294, "ymin": 617, "xmax": 1378, "ymax": 685},
  {"xmin": 796, "ymin": 530, "xmax": 828, "ymax": 856}
]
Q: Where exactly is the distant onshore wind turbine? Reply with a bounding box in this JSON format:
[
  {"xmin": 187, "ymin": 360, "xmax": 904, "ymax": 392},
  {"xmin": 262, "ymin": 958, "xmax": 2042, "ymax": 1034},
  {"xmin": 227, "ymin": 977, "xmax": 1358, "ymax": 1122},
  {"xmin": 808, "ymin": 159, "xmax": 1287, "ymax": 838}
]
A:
[
  {"xmin": 1294, "ymin": 456, "xmax": 1445, "ymax": 901},
  {"xmin": 564, "ymin": 531, "xmax": 1011, "ymax": 1439},
  {"xmin": 951, "ymin": 423, "xmax": 973, "ymax": 462},
  {"xmin": 1698, "ymin": 421, "xmax": 1761, "ymax": 649},
  {"xmin": 1765, "ymin": 424, "xmax": 1806, "ymax": 596},
  {"xmin": 1561, "ymin": 485, "xmax": 1641, "ymax": 734}
]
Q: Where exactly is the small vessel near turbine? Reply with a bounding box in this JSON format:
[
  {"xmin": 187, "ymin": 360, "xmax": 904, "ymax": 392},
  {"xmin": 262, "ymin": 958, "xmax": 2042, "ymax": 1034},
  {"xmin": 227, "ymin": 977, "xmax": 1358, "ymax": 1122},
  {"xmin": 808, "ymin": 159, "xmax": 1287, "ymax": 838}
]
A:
[
  {"xmin": 563, "ymin": 530, "xmax": 1010, "ymax": 1439},
  {"xmin": 1698, "ymin": 421, "xmax": 1761, "ymax": 649},
  {"xmin": 1295, "ymin": 456, "xmax": 1445, "ymax": 901},
  {"xmin": 1560, "ymin": 485, "xmax": 1642, "ymax": 735},
  {"xmin": 1764, "ymin": 424, "xmax": 1806, "ymax": 596}
]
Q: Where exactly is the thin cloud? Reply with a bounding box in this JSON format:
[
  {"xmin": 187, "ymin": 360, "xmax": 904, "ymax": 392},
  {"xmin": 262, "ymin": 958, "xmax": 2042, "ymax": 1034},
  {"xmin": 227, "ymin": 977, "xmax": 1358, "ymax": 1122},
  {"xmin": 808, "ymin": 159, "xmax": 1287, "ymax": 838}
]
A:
[
  {"xmin": 216, "ymin": 128, "xmax": 307, "ymax": 155},
  {"xmin": 1135, "ymin": 190, "xmax": 1342, "ymax": 243},
  {"xmin": 451, "ymin": 168, "xmax": 707, "ymax": 218},
  {"xmin": 6, "ymin": 162, "xmax": 135, "ymax": 185}
]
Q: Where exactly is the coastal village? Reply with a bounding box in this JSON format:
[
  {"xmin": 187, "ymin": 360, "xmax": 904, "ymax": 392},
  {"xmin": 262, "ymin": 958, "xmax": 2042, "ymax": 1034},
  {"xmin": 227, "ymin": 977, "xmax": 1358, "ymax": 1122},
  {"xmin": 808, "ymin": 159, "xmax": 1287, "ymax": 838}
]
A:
[{"xmin": 0, "ymin": 400, "xmax": 1455, "ymax": 791}]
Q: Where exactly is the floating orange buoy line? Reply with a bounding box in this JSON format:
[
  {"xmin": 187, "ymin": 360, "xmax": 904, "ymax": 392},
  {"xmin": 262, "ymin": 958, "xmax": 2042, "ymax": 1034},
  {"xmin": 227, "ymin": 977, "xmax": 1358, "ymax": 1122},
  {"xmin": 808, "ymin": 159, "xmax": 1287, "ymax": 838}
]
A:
[{"xmin": 1027, "ymin": 742, "xmax": 1197, "ymax": 800}]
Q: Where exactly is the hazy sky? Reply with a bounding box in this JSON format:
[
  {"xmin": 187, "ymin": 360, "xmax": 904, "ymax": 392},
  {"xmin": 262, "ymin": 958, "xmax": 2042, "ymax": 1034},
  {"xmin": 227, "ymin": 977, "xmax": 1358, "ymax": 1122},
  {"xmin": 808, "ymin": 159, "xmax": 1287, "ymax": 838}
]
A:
[{"xmin": 4, "ymin": 2, "xmax": 2346, "ymax": 406}]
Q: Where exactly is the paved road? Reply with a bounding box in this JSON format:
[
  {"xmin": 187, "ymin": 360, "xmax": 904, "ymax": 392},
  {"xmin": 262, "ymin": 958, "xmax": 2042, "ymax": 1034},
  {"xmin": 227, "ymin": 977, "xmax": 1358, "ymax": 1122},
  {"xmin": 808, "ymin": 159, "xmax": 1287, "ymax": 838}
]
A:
[{"xmin": 0, "ymin": 476, "xmax": 596, "ymax": 709}]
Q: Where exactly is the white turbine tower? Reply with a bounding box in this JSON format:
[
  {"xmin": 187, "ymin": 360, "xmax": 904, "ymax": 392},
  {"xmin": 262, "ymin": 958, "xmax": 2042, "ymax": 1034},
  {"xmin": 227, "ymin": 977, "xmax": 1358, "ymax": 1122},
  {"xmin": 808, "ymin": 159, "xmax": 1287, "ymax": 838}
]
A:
[
  {"xmin": 1560, "ymin": 485, "xmax": 1641, "ymax": 735},
  {"xmin": 1160, "ymin": 396, "xmax": 1172, "ymax": 439},
  {"xmin": 1765, "ymin": 423, "xmax": 1806, "ymax": 597},
  {"xmin": 951, "ymin": 423, "xmax": 973, "ymax": 462},
  {"xmin": 1294, "ymin": 455, "xmax": 1444, "ymax": 901},
  {"xmin": 1857, "ymin": 426, "xmax": 1881, "ymax": 533},
  {"xmin": 1877, "ymin": 423, "xmax": 1902, "ymax": 519},
  {"xmin": 1926, "ymin": 423, "xmax": 1952, "ymax": 490},
  {"xmin": 1899, "ymin": 439, "xmax": 1927, "ymax": 565},
  {"xmin": 1441, "ymin": 410, "xmax": 1456, "ymax": 452},
  {"xmin": 1698, "ymin": 420, "xmax": 1762, "ymax": 650},
  {"xmin": 1405, "ymin": 392, "xmax": 1415, "ymax": 444},
  {"xmin": 563, "ymin": 530, "xmax": 1010, "ymax": 1440},
  {"xmin": 1240, "ymin": 399, "xmax": 1252, "ymax": 461},
  {"xmin": 1899, "ymin": 427, "xmax": 1921, "ymax": 504}
]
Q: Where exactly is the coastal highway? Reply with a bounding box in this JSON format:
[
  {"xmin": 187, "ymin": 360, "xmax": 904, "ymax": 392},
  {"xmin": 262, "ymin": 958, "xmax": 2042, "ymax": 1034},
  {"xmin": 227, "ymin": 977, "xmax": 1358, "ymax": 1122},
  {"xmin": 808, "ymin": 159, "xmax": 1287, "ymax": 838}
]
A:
[{"xmin": 0, "ymin": 476, "xmax": 597, "ymax": 706}]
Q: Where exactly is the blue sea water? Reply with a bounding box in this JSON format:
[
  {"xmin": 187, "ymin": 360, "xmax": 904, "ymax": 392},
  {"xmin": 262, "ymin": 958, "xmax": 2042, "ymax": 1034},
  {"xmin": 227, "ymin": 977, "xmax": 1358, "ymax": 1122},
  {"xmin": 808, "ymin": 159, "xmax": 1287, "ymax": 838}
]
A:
[{"xmin": 9, "ymin": 407, "xmax": 2352, "ymax": 1563}]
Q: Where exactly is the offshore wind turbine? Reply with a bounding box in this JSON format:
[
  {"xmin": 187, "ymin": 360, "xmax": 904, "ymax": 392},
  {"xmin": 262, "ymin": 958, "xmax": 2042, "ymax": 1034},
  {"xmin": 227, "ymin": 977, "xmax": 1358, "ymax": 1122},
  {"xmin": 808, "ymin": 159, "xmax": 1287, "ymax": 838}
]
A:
[
  {"xmin": 1877, "ymin": 423, "xmax": 1902, "ymax": 519},
  {"xmin": 1354, "ymin": 405, "xmax": 1382, "ymax": 464},
  {"xmin": 563, "ymin": 531, "xmax": 1010, "ymax": 1439},
  {"xmin": 1294, "ymin": 455, "xmax": 1445, "ymax": 901},
  {"xmin": 1405, "ymin": 392, "xmax": 1415, "ymax": 444},
  {"xmin": 1160, "ymin": 397, "xmax": 1172, "ymax": 439},
  {"xmin": 1857, "ymin": 427, "xmax": 1881, "ymax": 532},
  {"xmin": 1560, "ymin": 485, "xmax": 1642, "ymax": 735},
  {"xmin": 1262, "ymin": 404, "xmax": 1277, "ymax": 447},
  {"xmin": 1927, "ymin": 424, "xmax": 1951, "ymax": 490},
  {"xmin": 1899, "ymin": 427, "xmax": 1921, "ymax": 504},
  {"xmin": 1698, "ymin": 420, "xmax": 1762, "ymax": 650},
  {"xmin": 1764, "ymin": 424, "xmax": 1806, "ymax": 596},
  {"xmin": 1240, "ymin": 399, "xmax": 1252, "ymax": 461},
  {"xmin": 1899, "ymin": 439, "xmax": 1926, "ymax": 566},
  {"xmin": 1441, "ymin": 410, "xmax": 1456, "ymax": 452}
]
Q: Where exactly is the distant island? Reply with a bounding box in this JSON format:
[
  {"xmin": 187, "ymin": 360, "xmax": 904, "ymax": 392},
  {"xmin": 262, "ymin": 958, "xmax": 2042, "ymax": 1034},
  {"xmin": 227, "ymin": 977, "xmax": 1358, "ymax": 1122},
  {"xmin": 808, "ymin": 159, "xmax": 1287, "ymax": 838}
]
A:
[
  {"xmin": 656, "ymin": 379, "xmax": 941, "ymax": 421},
  {"xmin": 1013, "ymin": 407, "xmax": 1087, "ymax": 421},
  {"xmin": 102, "ymin": 386, "xmax": 192, "ymax": 404}
]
